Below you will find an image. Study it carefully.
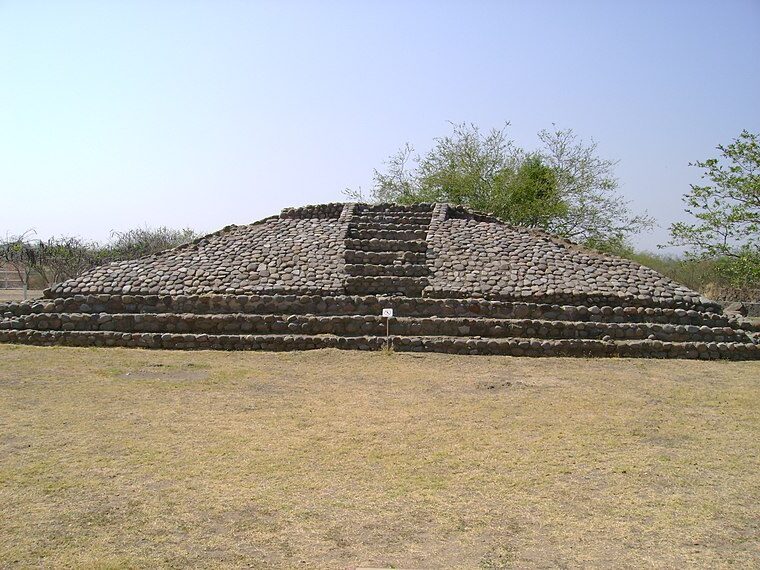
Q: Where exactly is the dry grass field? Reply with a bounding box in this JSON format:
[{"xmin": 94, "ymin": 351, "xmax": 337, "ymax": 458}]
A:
[{"xmin": 0, "ymin": 345, "xmax": 758, "ymax": 568}]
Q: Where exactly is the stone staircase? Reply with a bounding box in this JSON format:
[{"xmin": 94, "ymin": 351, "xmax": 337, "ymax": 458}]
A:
[
  {"xmin": 343, "ymin": 204, "xmax": 433, "ymax": 297},
  {"xmin": 1, "ymin": 294, "xmax": 758, "ymax": 359}
]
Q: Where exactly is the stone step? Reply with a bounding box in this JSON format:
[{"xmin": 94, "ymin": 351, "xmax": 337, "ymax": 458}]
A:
[
  {"xmin": 2, "ymin": 329, "xmax": 757, "ymax": 360},
  {"xmin": 1, "ymin": 295, "xmax": 740, "ymax": 327},
  {"xmin": 344, "ymin": 239, "xmax": 427, "ymax": 253},
  {"xmin": 352, "ymin": 214, "xmax": 432, "ymax": 225},
  {"xmin": 344, "ymin": 276, "xmax": 427, "ymax": 296},
  {"xmin": 347, "ymin": 228, "xmax": 428, "ymax": 240},
  {"xmin": 4, "ymin": 313, "xmax": 753, "ymax": 344},
  {"xmin": 344, "ymin": 250, "xmax": 427, "ymax": 265},
  {"xmin": 356, "ymin": 203, "xmax": 434, "ymax": 213},
  {"xmin": 352, "ymin": 222, "xmax": 430, "ymax": 232},
  {"xmin": 345, "ymin": 264, "xmax": 429, "ymax": 277}
]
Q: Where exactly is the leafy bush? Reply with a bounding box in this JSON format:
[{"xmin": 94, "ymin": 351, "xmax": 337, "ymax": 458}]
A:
[{"xmin": 1, "ymin": 226, "xmax": 199, "ymax": 289}]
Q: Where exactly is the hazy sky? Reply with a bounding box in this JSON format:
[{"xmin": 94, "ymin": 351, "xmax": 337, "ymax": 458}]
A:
[{"xmin": 1, "ymin": 0, "xmax": 758, "ymax": 250}]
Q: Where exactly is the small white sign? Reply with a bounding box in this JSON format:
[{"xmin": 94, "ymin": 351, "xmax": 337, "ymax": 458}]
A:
[{"xmin": 382, "ymin": 308, "xmax": 394, "ymax": 318}]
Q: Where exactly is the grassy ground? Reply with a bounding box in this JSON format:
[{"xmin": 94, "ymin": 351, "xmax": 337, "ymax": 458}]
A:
[{"xmin": 0, "ymin": 346, "xmax": 758, "ymax": 569}]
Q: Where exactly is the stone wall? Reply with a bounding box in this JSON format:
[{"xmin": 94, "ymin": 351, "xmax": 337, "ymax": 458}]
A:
[
  {"xmin": 426, "ymin": 218, "xmax": 707, "ymax": 308},
  {"xmin": 0, "ymin": 294, "xmax": 739, "ymax": 327},
  {"xmin": 1, "ymin": 328, "xmax": 757, "ymax": 360},
  {"xmin": 47, "ymin": 218, "xmax": 347, "ymax": 298},
  {"xmin": 280, "ymin": 203, "xmax": 346, "ymax": 219},
  {"xmin": 5, "ymin": 312, "xmax": 752, "ymax": 343}
]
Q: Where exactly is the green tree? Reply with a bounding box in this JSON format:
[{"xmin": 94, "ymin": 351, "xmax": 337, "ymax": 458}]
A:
[
  {"xmin": 537, "ymin": 127, "xmax": 653, "ymax": 251},
  {"xmin": 495, "ymin": 155, "xmax": 567, "ymax": 227},
  {"xmin": 348, "ymin": 122, "xmax": 652, "ymax": 251},
  {"xmin": 666, "ymin": 130, "xmax": 760, "ymax": 287}
]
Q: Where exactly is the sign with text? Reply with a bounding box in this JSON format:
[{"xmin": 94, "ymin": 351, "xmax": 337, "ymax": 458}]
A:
[{"xmin": 382, "ymin": 308, "xmax": 394, "ymax": 318}]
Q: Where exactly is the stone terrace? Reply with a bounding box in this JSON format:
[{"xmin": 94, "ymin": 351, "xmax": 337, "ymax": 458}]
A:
[{"xmin": 1, "ymin": 203, "xmax": 757, "ymax": 359}]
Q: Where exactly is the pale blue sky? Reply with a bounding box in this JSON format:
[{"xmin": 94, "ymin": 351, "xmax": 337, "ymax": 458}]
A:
[{"xmin": 1, "ymin": 0, "xmax": 758, "ymax": 250}]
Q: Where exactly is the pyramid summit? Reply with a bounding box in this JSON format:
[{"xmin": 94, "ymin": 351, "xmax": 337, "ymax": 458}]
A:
[
  {"xmin": 43, "ymin": 202, "xmax": 709, "ymax": 304},
  {"xmin": 1, "ymin": 202, "xmax": 758, "ymax": 359}
]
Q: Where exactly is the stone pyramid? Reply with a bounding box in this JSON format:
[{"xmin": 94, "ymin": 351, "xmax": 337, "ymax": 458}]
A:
[{"xmin": 1, "ymin": 203, "xmax": 757, "ymax": 359}]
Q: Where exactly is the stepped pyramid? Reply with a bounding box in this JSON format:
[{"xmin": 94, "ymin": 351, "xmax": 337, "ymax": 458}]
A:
[{"xmin": 1, "ymin": 203, "xmax": 758, "ymax": 359}]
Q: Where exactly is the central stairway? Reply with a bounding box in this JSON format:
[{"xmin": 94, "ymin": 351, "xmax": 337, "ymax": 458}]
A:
[{"xmin": 343, "ymin": 203, "xmax": 433, "ymax": 297}]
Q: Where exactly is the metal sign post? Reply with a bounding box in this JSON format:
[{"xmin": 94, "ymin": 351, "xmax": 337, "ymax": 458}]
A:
[{"xmin": 382, "ymin": 308, "xmax": 393, "ymax": 349}]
